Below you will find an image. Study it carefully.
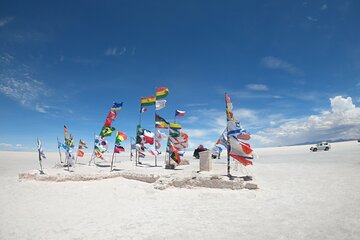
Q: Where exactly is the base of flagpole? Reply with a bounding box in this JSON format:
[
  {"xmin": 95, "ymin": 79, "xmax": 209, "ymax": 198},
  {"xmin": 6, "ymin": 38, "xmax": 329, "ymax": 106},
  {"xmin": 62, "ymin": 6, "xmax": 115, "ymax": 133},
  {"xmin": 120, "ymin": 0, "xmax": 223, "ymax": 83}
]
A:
[
  {"xmin": 165, "ymin": 164, "xmax": 175, "ymax": 169},
  {"xmin": 39, "ymin": 170, "xmax": 45, "ymax": 175},
  {"xmin": 227, "ymin": 174, "xmax": 234, "ymax": 180},
  {"xmin": 242, "ymin": 175, "xmax": 253, "ymax": 181}
]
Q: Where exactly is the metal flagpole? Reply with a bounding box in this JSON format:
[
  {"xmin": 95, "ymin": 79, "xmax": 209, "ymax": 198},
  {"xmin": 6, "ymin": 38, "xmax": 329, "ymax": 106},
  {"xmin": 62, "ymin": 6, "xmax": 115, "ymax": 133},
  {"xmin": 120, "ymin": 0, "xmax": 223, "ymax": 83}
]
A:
[
  {"xmin": 154, "ymin": 87, "xmax": 158, "ymax": 167},
  {"xmin": 88, "ymin": 133, "xmax": 96, "ymax": 166},
  {"xmin": 37, "ymin": 138, "xmax": 44, "ymax": 174},
  {"xmin": 130, "ymin": 137, "xmax": 133, "ymax": 161},
  {"xmin": 110, "ymin": 149, "xmax": 115, "ymax": 171},
  {"xmin": 75, "ymin": 140, "xmax": 80, "ymax": 164}
]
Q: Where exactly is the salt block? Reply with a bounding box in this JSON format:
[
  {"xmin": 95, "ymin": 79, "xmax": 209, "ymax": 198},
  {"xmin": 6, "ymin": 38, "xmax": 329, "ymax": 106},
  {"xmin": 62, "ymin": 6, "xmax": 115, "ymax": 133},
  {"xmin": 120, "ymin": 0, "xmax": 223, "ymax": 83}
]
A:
[
  {"xmin": 199, "ymin": 150, "xmax": 212, "ymax": 171},
  {"xmin": 244, "ymin": 182, "xmax": 258, "ymax": 190}
]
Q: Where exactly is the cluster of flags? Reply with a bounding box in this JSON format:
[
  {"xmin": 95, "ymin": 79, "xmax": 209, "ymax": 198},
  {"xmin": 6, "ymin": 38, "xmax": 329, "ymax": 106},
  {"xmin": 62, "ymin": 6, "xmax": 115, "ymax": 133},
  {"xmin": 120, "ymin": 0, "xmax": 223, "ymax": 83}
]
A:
[
  {"xmin": 77, "ymin": 139, "xmax": 88, "ymax": 157},
  {"xmin": 94, "ymin": 102, "xmax": 125, "ymax": 160},
  {"xmin": 216, "ymin": 93, "xmax": 254, "ymax": 166}
]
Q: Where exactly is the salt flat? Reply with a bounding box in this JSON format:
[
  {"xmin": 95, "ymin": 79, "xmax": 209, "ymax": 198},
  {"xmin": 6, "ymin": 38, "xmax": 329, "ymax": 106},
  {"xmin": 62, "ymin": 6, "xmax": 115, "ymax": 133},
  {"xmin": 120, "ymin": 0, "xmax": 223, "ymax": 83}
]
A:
[{"xmin": 0, "ymin": 141, "xmax": 359, "ymax": 240}]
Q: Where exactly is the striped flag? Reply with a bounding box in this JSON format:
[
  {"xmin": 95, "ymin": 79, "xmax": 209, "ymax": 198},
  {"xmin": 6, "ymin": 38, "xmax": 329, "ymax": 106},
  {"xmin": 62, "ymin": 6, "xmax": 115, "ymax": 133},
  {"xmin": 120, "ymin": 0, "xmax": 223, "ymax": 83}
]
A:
[{"xmin": 175, "ymin": 110, "xmax": 186, "ymax": 117}]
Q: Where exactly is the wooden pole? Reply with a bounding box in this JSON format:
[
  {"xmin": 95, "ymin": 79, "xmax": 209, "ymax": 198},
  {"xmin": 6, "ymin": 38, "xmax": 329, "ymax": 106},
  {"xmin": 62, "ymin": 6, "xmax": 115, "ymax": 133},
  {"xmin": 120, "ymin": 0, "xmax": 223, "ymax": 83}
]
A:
[
  {"xmin": 57, "ymin": 137, "xmax": 63, "ymax": 163},
  {"xmin": 110, "ymin": 150, "xmax": 115, "ymax": 171},
  {"xmin": 225, "ymin": 93, "xmax": 231, "ymax": 178}
]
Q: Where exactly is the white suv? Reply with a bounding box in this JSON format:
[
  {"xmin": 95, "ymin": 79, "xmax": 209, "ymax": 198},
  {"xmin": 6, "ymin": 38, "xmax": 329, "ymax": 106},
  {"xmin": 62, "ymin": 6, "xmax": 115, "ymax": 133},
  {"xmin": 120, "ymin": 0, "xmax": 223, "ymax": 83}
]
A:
[{"xmin": 310, "ymin": 142, "xmax": 331, "ymax": 152}]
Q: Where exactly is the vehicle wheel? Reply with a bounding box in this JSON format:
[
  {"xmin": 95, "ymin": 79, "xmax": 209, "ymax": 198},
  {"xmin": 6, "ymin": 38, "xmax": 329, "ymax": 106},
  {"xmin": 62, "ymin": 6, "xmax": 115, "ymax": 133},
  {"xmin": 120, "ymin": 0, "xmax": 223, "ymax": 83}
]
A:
[
  {"xmin": 324, "ymin": 147, "xmax": 329, "ymax": 151},
  {"xmin": 312, "ymin": 148, "xmax": 317, "ymax": 152}
]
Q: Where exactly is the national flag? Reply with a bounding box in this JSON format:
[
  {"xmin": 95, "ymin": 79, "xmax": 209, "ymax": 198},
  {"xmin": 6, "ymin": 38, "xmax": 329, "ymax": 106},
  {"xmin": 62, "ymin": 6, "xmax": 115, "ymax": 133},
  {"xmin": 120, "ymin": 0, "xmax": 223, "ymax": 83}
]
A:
[
  {"xmin": 77, "ymin": 150, "xmax": 84, "ymax": 157},
  {"xmin": 169, "ymin": 128, "xmax": 180, "ymax": 137},
  {"xmin": 65, "ymin": 135, "xmax": 74, "ymax": 148},
  {"xmin": 227, "ymin": 121, "xmax": 246, "ymax": 136},
  {"xmin": 111, "ymin": 102, "xmax": 123, "ymax": 111},
  {"xmin": 169, "ymin": 131, "xmax": 189, "ymax": 150},
  {"xmin": 107, "ymin": 111, "xmax": 117, "ymax": 121},
  {"xmin": 169, "ymin": 145, "xmax": 181, "ymax": 164},
  {"xmin": 216, "ymin": 130, "xmax": 228, "ymax": 148},
  {"xmin": 140, "ymin": 107, "xmax": 147, "ymax": 113},
  {"xmin": 141, "ymin": 96, "xmax": 156, "ymax": 106},
  {"xmin": 100, "ymin": 126, "xmax": 115, "ymax": 137},
  {"xmin": 156, "ymin": 130, "xmax": 167, "ymax": 141},
  {"xmin": 79, "ymin": 139, "xmax": 88, "ymax": 149},
  {"xmin": 114, "ymin": 144, "xmax": 125, "ymax": 153},
  {"xmin": 37, "ymin": 138, "xmax": 46, "ymax": 160},
  {"xmin": 116, "ymin": 131, "xmax": 127, "ymax": 143},
  {"xmin": 142, "ymin": 129, "xmax": 154, "ymax": 145},
  {"xmin": 155, "ymin": 121, "xmax": 168, "ymax": 129},
  {"xmin": 64, "ymin": 125, "xmax": 68, "ymax": 138},
  {"xmin": 104, "ymin": 118, "xmax": 113, "ymax": 127},
  {"xmin": 169, "ymin": 122, "xmax": 182, "ymax": 130},
  {"xmin": 138, "ymin": 151, "xmax": 145, "ymax": 158},
  {"xmin": 229, "ymin": 136, "xmax": 253, "ymax": 158},
  {"xmin": 175, "ymin": 110, "xmax": 186, "ymax": 117},
  {"xmin": 62, "ymin": 143, "xmax": 70, "ymax": 151},
  {"xmin": 155, "ymin": 114, "xmax": 169, "ymax": 123},
  {"xmin": 229, "ymin": 154, "xmax": 253, "ymax": 166},
  {"xmin": 225, "ymin": 93, "xmax": 234, "ymax": 121},
  {"xmin": 156, "ymin": 99, "xmax": 167, "ymax": 110},
  {"xmin": 95, "ymin": 148, "xmax": 104, "ymax": 159},
  {"xmin": 156, "ymin": 87, "xmax": 169, "ymax": 99},
  {"xmin": 94, "ymin": 136, "xmax": 108, "ymax": 152}
]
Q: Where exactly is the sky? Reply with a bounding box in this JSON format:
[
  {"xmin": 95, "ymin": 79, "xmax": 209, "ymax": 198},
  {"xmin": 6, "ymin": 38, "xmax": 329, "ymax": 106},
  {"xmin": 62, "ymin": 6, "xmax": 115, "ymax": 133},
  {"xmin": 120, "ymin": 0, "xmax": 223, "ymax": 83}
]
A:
[{"xmin": 0, "ymin": 0, "xmax": 360, "ymax": 152}]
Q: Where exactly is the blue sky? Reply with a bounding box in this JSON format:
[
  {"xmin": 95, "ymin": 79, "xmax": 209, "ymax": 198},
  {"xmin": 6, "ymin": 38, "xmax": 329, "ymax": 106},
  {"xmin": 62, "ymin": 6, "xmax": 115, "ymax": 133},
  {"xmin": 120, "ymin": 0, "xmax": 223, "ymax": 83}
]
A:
[{"xmin": 1, "ymin": 0, "xmax": 360, "ymax": 152}]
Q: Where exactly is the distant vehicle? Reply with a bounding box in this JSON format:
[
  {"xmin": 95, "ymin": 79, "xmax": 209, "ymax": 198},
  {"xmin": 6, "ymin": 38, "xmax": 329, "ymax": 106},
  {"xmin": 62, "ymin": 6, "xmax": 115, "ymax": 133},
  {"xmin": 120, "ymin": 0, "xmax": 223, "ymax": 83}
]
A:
[
  {"xmin": 358, "ymin": 139, "xmax": 360, "ymax": 143},
  {"xmin": 193, "ymin": 145, "xmax": 207, "ymax": 159},
  {"xmin": 310, "ymin": 142, "xmax": 331, "ymax": 152}
]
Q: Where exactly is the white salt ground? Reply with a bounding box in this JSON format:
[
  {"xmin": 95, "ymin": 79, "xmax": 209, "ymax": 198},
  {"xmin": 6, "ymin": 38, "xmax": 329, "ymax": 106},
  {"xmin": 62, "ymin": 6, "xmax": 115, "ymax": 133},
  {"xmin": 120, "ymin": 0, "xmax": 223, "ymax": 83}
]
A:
[{"xmin": 0, "ymin": 141, "xmax": 359, "ymax": 240}]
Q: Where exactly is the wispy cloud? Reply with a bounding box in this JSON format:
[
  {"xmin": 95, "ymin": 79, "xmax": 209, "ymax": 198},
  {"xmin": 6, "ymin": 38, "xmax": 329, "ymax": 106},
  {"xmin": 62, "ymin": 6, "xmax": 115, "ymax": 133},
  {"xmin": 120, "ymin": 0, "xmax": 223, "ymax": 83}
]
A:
[
  {"xmin": 0, "ymin": 142, "xmax": 27, "ymax": 151},
  {"xmin": 105, "ymin": 47, "xmax": 127, "ymax": 56},
  {"xmin": 246, "ymin": 84, "xmax": 268, "ymax": 91},
  {"xmin": 261, "ymin": 56, "xmax": 302, "ymax": 75},
  {"xmin": 307, "ymin": 16, "xmax": 318, "ymax": 22},
  {"xmin": 0, "ymin": 17, "xmax": 14, "ymax": 27},
  {"xmin": 253, "ymin": 96, "xmax": 360, "ymax": 146},
  {"xmin": 320, "ymin": 4, "xmax": 328, "ymax": 11},
  {"xmin": 185, "ymin": 103, "xmax": 209, "ymax": 107},
  {"xmin": 0, "ymin": 52, "xmax": 15, "ymax": 64}
]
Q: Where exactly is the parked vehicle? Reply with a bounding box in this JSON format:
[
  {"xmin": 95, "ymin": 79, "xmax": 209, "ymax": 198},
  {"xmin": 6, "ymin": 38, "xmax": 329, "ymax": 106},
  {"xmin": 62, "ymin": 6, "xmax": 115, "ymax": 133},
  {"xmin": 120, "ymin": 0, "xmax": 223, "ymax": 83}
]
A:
[
  {"xmin": 193, "ymin": 145, "xmax": 207, "ymax": 159},
  {"xmin": 310, "ymin": 142, "xmax": 331, "ymax": 152}
]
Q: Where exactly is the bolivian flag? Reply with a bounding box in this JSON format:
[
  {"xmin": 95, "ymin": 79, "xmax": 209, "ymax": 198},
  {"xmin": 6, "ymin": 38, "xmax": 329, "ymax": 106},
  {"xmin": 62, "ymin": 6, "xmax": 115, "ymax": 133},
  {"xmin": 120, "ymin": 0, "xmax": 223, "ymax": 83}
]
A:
[
  {"xmin": 156, "ymin": 87, "xmax": 169, "ymax": 99},
  {"xmin": 141, "ymin": 96, "xmax": 156, "ymax": 106}
]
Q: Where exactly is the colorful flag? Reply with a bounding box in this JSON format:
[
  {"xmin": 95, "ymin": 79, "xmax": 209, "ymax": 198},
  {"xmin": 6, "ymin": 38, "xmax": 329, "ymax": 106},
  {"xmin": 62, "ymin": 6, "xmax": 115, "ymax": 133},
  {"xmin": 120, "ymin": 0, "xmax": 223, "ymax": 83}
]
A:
[
  {"xmin": 111, "ymin": 102, "xmax": 123, "ymax": 111},
  {"xmin": 169, "ymin": 128, "xmax": 180, "ymax": 137},
  {"xmin": 155, "ymin": 121, "xmax": 168, "ymax": 129},
  {"xmin": 104, "ymin": 118, "xmax": 113, "ymax": 127},
  {"xmin": 139, "ymin": 129, "xmax": 154, "ymax": 145},
  {"xmin": 175, "ymin": 110, "xmax": 186, "ymax": 117},
  {"xmin": 77, "ymin": 150, "xmax": 84, "ymax": 157},
  {"xmin": 225, "ymin": 93, "xmax": 234, "ymax": 121},
  {"xmin": 155, "ymin": 114, "xmax": 169, "ymax": 123},
  {"xmin": 156, "ymin": 130, "xmax": 167, "ymax": 141},
  {"xmin": 156, "ymin": 87, "xmax": 169, "ymax": 99},
  {"xmin": 140, "ymin": 107, "xmax": 147, "ymax": 113},
  {"xmin": 95, "ymin": 148, "xmax": 104, "ymax": 159},
  {"xmin": 114, "ymin": 144, "xmax": 125, "ymax": 153},
  {"xmin": 100, "ymin": 126, "xmax": 115, "ymax": 137},
  {"xmin": 116, "ymin": 131, "xmax": 127, "ymax": 143},
  {"xmin": 141, "ymin": 96, "xmax": 156, "ymax": 106},
  {"xmin": 156, "ymin": 99, "xmax": 167, "ymax": 110},
  {"xmin": 64, "ymin": 125, "xmax": 68, "ymax": 138},
  {"xmin": 95, "ymin": 136, "xmax": 108, "ymax": 152},
  {"xmin": 169, "ymin": 122, "xmax": 182, "ymax": 130},
  {"xmin": 169, "ymin": 144, "xmax": 181, "ymax": 164}
]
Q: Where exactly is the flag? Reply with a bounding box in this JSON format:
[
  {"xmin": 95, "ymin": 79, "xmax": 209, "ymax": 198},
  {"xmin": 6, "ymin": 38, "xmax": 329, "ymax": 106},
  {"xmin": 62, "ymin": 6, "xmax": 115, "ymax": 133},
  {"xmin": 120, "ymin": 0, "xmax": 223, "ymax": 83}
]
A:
[
  {"xmin": 37, "ymin": 138, "xmax": 46, "ymax": 160},
  {"xmin": 62, "ymin": 143, "xmax": 70, "ymax": 151},
  {"xmin": 216, "ymin": 130, "xmax": 228, "ymax": 148},
  {"xmin": 225, "ymin": 93, "xmax": 234, "ymax": 121},
  {"xmin": 155, "ymin": 114, "xmax": 169, "ymax": 123},
  {"xmin": 170, "ymin": 122, "xmax": 182, "ymax": 130},
  {"xmin": 156, "ymin": 130, "xmax": 167, "ymax": 141},
  {"xmin": 64, "ymin": 125, "xmax": 68, "ymax": 138},
  {"xmin": 77, "ymin": 150, "xmax": 84, "ymax": 157},
  {"xmin": 169, "ymin": 145, "xmax": 181, "ymax": 164},
  {"xmin": 94, "ymin": 136, "xmax": 108, "ymax": 152},
  {"xmin": 169, "ymin": 128, "xmax": 181, "ymax": 137},
  {"xmin": 100, "ymin": 126, "xmax": 115, "ymax": 137},
  {"xmin": 116, "ymin": 131, "xmax": 127, "ymax": 143},
  {"xmin": 138, "ymin": 151, "xmax": 145, "ymax": 158},
  {"xmin": 169, "ymin": 131, "xmax": 189, "ymax": 150},
  {"xmin": 95, "ymin": 148, "xmax": 104, "ymax": 159},
  {"xmin": 114, "ymin": 144, "xmax": 125, "ymax": 153},
  {"xmin": 141, "ymin": 96, "xmax": 156, "ymax": 106},
  {"xmin": 111, "ymin": 102, "xmax": 123, "ymax": 111},
  {"xmin": 155, "ymin": 121, "xmax": 168, "ymax": 129},
  {"xmin": 175, "ymin": 110, "xmax": 186, "ymax": 117},
  {"xmin": 156, "ymin": 87, "xmax": 169, "ymax": 99},
  {"xmin": 79, "ymin": 139, "xmax": 88, "ymax": 148},
  {"xmin": 65, "ymin": 135, "xmax": 74, "ymax": 148},
  {"xmin": 142, "ymin": 129, "xmax": 154, "ymax": 145},
  {"xmin": 156, "ymin": 99, "xmax": 167, "ymax": 110},
  {"xmin": 140, "ymin": 107, "xmax": 147, "ymax": 113},
  {"xmin": 65, "ymin": 149, "xmax": 75, "ymax": 164},
  {"xmin": 107, "ymin": 111, "xmax": 117, "ymax": 121},
  {"xmin": 104, "ymin": 118, "xmax": 113, "ymax": 127}
]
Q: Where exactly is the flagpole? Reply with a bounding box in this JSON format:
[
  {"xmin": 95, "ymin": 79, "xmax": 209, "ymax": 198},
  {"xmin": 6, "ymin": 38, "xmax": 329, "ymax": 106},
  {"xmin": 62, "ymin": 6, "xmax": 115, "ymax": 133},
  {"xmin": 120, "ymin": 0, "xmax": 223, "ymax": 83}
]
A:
[
  {"xmin": 110, "ymin": 149, "xmax": 115, "ymax": 171},
  {"xmin": 225, "ymin": 93, "xmax": 231, "ymax": 178},
  {"xmin": 154, "ymin": 87, "xmax": 158, "ymax": 167},
  {"xmin": 88, "ymin": 133, "xmax": 96, "ymax": 166},
  {"xmin": 75, "ymin": 140, "xmax": 80, "ymax": 164},
  {"xmin": 130, "ymin": 137, "xmax": 133, "ymax": 161},
  {"xmin": 57, "ymin": 137, "xmax": 63, "ymax": 164},
  {"xmin": 37, "ymin": 138, "xmax": 44, "ymax": 174}
]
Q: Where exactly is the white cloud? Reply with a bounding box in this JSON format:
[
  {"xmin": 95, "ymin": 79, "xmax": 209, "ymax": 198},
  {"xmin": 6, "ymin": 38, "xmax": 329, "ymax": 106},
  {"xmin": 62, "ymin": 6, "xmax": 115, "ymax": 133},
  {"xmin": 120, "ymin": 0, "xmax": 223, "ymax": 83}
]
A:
[
  {"xmin": 261, "ymin": 56, "xmax": 301, "ymax": 75},
  {"xmin": 246, "ymin": 84, "xmax": 268, "ymax": 91},
  {"xmin": 0, "ymin": 78, "xmax": 50, "ymax": 108},
  {"xmin": 321, "ymin": 4, "xmax": 327, "ymax": 11},
  {"xmin": 0, "ymin": 17, "xmax": 14, "ymax": 27},
  {"xmin": 105, "ymin": 47, "xmax": 127, "ymax": 56},
  {"xmin": 0, "ymin": 143, "xmax": 26, "ymax": 151},
  {"xmin": 185, "ymin": 103, "xmax": 209, "ymax": 107},
  {"xmin": 307, "ymin": 16, "xmax": 318, "ymax": 22},
  {"xmin": 254, "ymin": 96, "xmax": 360, "ymax": 146}
]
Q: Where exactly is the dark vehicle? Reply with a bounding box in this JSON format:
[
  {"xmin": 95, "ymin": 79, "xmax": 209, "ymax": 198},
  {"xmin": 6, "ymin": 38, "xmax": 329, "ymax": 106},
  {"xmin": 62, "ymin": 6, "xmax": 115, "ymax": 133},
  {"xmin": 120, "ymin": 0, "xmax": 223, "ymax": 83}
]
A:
[{"xmin": 193, "ymin": 145, "xmax": 207, "ymax": 159}]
